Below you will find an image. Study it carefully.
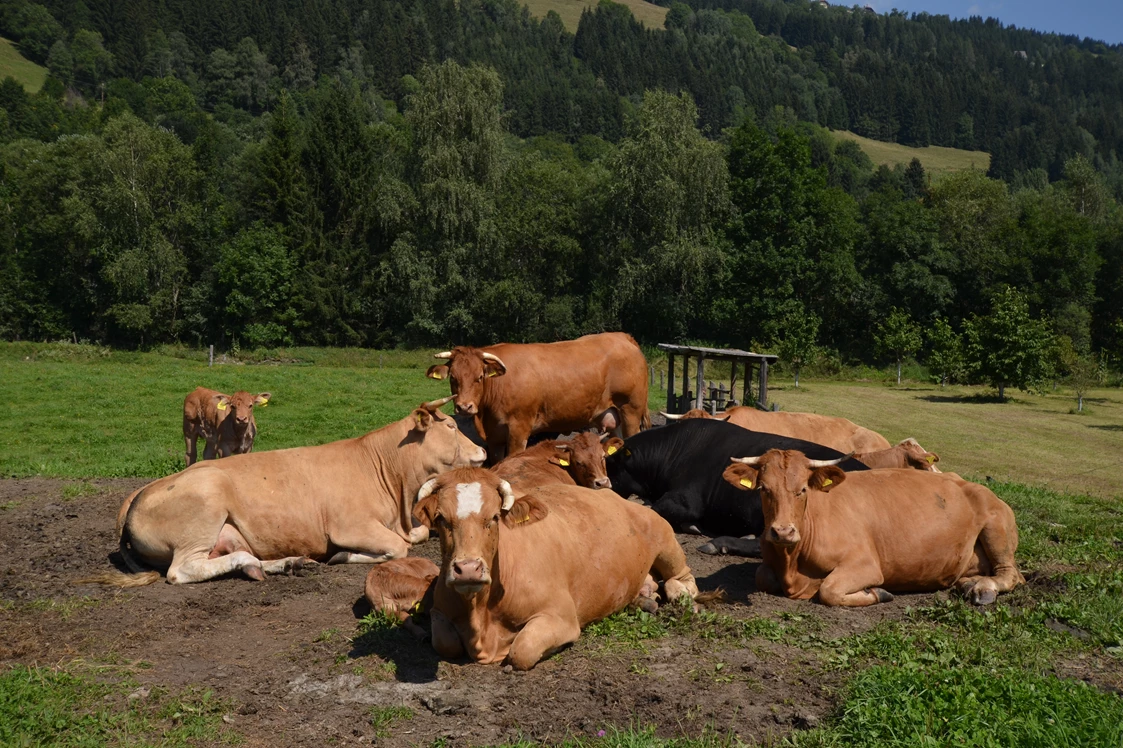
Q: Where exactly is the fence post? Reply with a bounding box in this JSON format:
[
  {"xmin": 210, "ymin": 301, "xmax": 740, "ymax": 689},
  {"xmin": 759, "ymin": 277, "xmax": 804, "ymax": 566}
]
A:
[
  {"xmin": 209, "ymin": 344, "xmax": 214, "ymax": 367},
  {"xmin": 658, "ymin": 369, "xmax": 664, "ymax": 391}
]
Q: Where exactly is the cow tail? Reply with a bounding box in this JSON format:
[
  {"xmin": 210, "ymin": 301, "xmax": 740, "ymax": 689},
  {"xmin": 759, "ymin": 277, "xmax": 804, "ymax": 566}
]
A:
[{"xmin": 75, "ymin": 493, "xmax": 161, "ymax": 588}]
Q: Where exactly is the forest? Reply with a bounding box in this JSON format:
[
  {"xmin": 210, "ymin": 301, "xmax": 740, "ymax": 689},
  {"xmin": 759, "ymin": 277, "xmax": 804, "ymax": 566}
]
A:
[{"xmin": 1, "ymin": 0, "xmax": 1122, "ymax": 390}]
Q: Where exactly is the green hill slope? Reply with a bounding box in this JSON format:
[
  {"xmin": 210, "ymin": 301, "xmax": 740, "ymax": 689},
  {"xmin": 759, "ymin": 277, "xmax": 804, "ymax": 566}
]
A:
[
  {"xmin": 832, "ymin": 130, "xmax": 990, "ymax": 179},
  {"xmin": 0, "ymin": 37, "xmax": 47, "ymax": 93},
  {"xmin": 522, "ymin": 0, "xmax": 668, "ymax": 32}
]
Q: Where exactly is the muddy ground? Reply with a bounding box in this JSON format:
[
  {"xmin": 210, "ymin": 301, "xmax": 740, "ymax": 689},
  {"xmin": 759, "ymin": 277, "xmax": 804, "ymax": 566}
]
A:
[{"xmin": 1, "ymin": 478, "xmax": 944, "ymax": 747}]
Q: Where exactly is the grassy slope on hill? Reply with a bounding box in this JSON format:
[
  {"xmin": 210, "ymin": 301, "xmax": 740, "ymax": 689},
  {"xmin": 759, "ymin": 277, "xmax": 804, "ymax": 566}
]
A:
[
  {"xmin": 831, "ymin": 129, "xmax": 991, "ymax": 178},
  {"xmin": 0, "ymin": 37, "xmax": 47, "ymax": 93},
  {"xmin": 521, "ymin": 0, "xmax": 668, "ymax": 32}
]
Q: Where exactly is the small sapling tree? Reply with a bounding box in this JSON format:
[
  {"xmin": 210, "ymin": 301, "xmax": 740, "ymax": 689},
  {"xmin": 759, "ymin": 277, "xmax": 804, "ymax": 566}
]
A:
[
  {"xmin": 963, "ymin": 286, "xmax": 1054, "ymax": 402},
  {"xmin": 776, "ymin": 306, "xmax": 820, "ymax": 388},
  {"xmin": 876, "ymin": 308, "xmax": 922, "ymax": 385}
]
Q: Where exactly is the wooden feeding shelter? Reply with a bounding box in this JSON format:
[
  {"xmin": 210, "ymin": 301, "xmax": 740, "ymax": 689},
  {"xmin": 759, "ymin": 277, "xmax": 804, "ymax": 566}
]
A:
[{"xmin": 657, "ymin": 344, "xmax": 779, "ymax": 415}]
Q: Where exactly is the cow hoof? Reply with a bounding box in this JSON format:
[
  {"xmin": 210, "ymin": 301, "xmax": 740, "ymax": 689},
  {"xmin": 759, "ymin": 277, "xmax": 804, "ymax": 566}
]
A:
[
  {"xmin": 327, "ymin": 552, "xmax": 351, "ymax": 565},
  {"xmin": 244, "ymin": 564, "xmax": 266, "ymax": 582},
  {"xmin": 683, "ymin": 525, "xmax": 704, "ymax": 535},
  {"xmin": 633, "ymin": 597, "xmax": 659, "ymax": 615},
  {"xmin": 284, "ymin": 558, "xmax": 304, "ymax": 575},
  {"xmin": 697, "ymin": 542, "xmax": 720, "ymax": 555},
  {"xmin": 867, "ymin": 587, "xmax": 894, "ymax": 603},
  {"xmin": 971, "ymin": 587, "xmax": 998, "ymax": 606}
]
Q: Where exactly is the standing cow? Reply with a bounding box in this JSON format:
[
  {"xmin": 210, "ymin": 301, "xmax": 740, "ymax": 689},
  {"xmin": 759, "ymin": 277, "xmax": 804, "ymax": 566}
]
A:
[
  {"xmin": 424, "ymin": 333, "xmax": 650, "ymax": 461},
  {"xmin": 183, "ymin": 387, "xmax": 271, "ymax": 466},
  {"xmin": 86, "ymin": 397, "xmax": 486, "ymax": 586},
  {"xmin": 662, "ymin": 407, "xmax": 891, "ymax": 453},
  {"xmin": 722, "ymin": 450, "xmax": 1024, "ymax": 606},
  {"xmin": 412, "ymin": 468, "xmax": 698, "ymax": 669}
]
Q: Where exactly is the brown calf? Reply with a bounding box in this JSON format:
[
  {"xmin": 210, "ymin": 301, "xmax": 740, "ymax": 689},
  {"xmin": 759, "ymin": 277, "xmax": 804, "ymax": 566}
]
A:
[
  {"xmin": 183, "ymin": 387, "xmax": 271, "ymax": 466},
  {"xmin": 364, "ymin": 557, "xmax": 440, "ymax": 639},
  {"xmin": 854, "ymin": 438, "xmax": 941, "ymax": 472},
  {"xmin": 492, "ymin": 432, "xmax": 625, "ymax": 491}
]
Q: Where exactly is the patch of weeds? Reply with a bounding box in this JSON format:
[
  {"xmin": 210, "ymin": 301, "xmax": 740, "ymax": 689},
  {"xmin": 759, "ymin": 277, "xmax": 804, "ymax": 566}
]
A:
[
  {"xmin": 350, "ymin": 610, "xmax": 410, "ymax": 657},
  {"xmin": 315, "ymin": 627, "xmax": 339, "ymax": 643},
  {"xmin": 492, "ymin": 724, "xmax": 741, "ymax": 746},
  {"xmin": 23, "ymin": 596, "xmax": 105, "ymax": 620},
  {"xmin": 586, "ymin": 608, "xmax": 667, "ymax": 646},
  {"xmin": 370, "ymin": 705, "xmax": 413, "ymax": 737},
  {"xmin": 789, "ymin": 665, "xmax": 1123, "ymax": 747},
  {"xmin": 0, "ymin": 500, "xmax": 17, "ymax": 511},
  {"xmin": 61, "ymin": 481, "xmax": 99, "ymax": 500},
  {"xmin": 1034, "ymin": 568, "xmax": 1123, "ymax": 652}
]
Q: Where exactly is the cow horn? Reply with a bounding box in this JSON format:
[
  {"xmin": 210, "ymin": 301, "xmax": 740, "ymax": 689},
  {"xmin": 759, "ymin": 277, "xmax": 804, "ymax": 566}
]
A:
[
  {"xmin": 434, "ymin": 351, "xmax": 453, "ymax": 360},
  {"xmin": 498, "ymin": 480, "xmax": 516, "ymax": 512},
  {"xmin": 660, "ymin": 411, "xmax": 685, "ymax": 420},
  {"xmin": 807, "ymin": 453, "xmax": 853, "ymax": 468},
  {"xmin": 730, "ymin": 455, "xmax": 764, "ymax": 465},
  {"xmin": 416, "ymin": 477, "xmax": 439, "ymax": 502},
  {"xmin": 599, "ymin": 432, "xmax": 610, "ymax": 442},
  {"xmin": 423, "ymin": 394, "xmax": 455, "ymax": 411},
  {"xmin": 554, "ymin": 444, "xmax": 569, "ymax": 451},
  {"xmin": 480, "ymin": 352, "xmax": 507, "ymax": 368}
]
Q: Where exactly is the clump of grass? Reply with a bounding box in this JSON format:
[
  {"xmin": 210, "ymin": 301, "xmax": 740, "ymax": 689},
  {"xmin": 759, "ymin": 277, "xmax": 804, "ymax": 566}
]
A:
[{"xmin": 370, "ymin": 705, "xmax": 413, "ymax": 737}]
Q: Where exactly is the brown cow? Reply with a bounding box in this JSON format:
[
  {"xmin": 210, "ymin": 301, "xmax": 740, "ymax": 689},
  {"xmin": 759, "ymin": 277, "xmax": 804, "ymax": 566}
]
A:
[
  {"xmin": 425, "ymin": 333, "xmax": 650, "ymax": 461},
  {"xmin": 491, "ymin": 432, "xmax": 625, "ymax": 491},
  {"xmin": 854, "ymin": 438, "xmax": 941, "ymax": 472},
  {"xmin": 722, "ymin": 450, "xmax": 1023, "ymax": 607},
  {"xmin": 412, "ymin": 468, "xmax": 698, "ymax": 669},
  {"xmin": 87, "ymin": 397, "xmax": 486, "ymax": 586},
  {"xmin": 663, "ymin": 406, "xmax": 891, "ymax": 453},
  {"xmin": 183, "ymin": 387, "xmax": 271, "ymax": 466},
  {"xmin": 364, "ymin": 557, "xmax": 440, "ymax": 639}
]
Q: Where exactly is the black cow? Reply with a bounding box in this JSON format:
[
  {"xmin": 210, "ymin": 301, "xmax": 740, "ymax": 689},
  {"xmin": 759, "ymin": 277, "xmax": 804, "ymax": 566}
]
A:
[{"xmin": 606, "ymin": 419, "xmax": 870, "ymax": 556}]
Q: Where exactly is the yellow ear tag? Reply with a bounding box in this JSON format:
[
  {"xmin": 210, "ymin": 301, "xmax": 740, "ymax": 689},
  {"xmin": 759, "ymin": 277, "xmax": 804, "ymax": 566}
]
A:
[
  {"xmin": 411, "ymin": 601, "xmax": 422, "ymax": 613},
  {"xmin": 926, "ymin": 455, "xmax": 936, "ymax": 463},
  {"xmin": 739, "ymin": 478, "xmax": 753, "ymax": 488},
  {"xmin": 486, "ymin": 370, "xmax": 498, "ymax": 377},
  {"xmin": 822, "ymin": 479, "xmax": 833, "ymax": 487},
  {"xmin": 606, "ymin": 446, "xmax": 618, "ymax": 456},
  {"xmin": 427, "ymin": 372, "xmax": 442, "ymax": 379},
  {"xmin": 625, "ymin": 449, "xmax": 631, "ymax": 456},
  {"xmin": 259, "ymin": 401, "xmax": 268, "ymax": 408},
  {"xmin": 558, "ymin": 459, "xmax": 570, "ymax": 467},
  {"xmin": 217, "ymin": 401, "xmax": 227, "ymax": 411}
]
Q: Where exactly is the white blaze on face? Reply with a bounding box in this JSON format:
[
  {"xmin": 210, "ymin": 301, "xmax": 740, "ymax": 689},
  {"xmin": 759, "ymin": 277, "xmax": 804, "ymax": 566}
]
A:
[{"xmin": 455, "ymin": 482, "xmax": 484, "ymax": 519}]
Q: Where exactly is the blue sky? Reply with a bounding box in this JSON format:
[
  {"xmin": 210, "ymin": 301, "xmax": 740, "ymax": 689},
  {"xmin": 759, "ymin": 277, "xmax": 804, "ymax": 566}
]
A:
[{"xmin": 863, "ymin": 1, "xmax": 1123, "ymax": 46}]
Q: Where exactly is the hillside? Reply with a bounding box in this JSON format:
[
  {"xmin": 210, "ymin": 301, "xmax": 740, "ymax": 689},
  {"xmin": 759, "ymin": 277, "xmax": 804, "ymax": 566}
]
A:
[
  {"xmin": 522, "ymin": 0, "xmax": 668, "ymax": 31},
  {"xmin": 832, "ymin": 130, "xmax": 990, "ymax": 178},
  {"xmin": 0, "ymin": 37, "xmax": 46, "ymax": 93}
]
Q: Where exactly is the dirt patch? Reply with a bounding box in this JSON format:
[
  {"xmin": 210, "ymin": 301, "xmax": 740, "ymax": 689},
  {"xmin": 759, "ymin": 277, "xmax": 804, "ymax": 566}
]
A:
[{"xmin": 0, "ymin": 478, "xmax": 939, "ymax": 746}]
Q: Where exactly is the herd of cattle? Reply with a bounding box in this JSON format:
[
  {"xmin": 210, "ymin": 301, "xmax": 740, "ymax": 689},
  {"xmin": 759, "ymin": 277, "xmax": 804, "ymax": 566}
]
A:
[{"xmin": 85, "ymin": 332, "xmax": 1025, "ymax": 670}]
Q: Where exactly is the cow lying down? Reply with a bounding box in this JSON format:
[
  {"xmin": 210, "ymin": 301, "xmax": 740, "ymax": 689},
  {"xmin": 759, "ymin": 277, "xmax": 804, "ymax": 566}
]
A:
[
  {"xmin": 723, "ymin": 450, "xmax": 1024, "ymax": 606},
  {"xmin": 491, "ymin": 431, "xmax": 625, "ymax": 491},
  {"xmin": 364, "ymin": 557, "xmax": 440, "ymax": 640},
  {"xmin": 412, "ymin": 468, "xmax": 698, "ymax": 669}
]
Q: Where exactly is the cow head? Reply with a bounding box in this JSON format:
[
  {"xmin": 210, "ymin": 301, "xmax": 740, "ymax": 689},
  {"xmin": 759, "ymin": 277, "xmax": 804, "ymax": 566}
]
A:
[
  {"xmin": 413, "ymin": 468, "xmax": 548, "ymax": 596},
  {"xmin": 425, "ymin": 347, "xmax": 507, "ymax": 417},
  {"xmin": 899, "ymin": 438, "xmax": 941, "ymax": 472},
  {"xmin": 405, "ymin": 396, "xmax": 488, "ymax": 475},
  {"xmin": 723, "ymin": 450, "xmax": 849, "ymax": 547},
  {"xmin": 214, "ymin": 391, "xmax": 271, "ymax": 433},
  {"xmin": 550, "ymin": 432, "xmax": 625, "ymax": 489}
]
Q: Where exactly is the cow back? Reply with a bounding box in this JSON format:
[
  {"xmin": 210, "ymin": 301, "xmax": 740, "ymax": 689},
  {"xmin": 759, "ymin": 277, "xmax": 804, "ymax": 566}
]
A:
[{"xmin": 724, "ymin": 408, "xmax": 891, "ymax": 453}]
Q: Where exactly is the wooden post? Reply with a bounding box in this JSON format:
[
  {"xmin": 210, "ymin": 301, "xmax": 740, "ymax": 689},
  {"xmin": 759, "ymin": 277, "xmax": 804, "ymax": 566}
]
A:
[
  {"xmin": 649, "ymin": 365, "xmax": 655, "ymax": 388},
  {"xmin": 209, "ymin": 345, "xmax": 214, "ymax": 367},
  {"xmin": 730, "ymin": 362, "xmax": 737, "ymax": 406},
  {"xmin": 694, "ymin": 357, "xmax": 705, "ymax": 410},
  {"xmin": 666, "ymin": 354, "xmax": 676, "ymax": 413},
  {"xmin": 758, "ymin": 358, "xmax": 769, "ymax": 410},
  {"xmin": 658, "ymin": 369, "xmax": 664, "ymax": 391}
]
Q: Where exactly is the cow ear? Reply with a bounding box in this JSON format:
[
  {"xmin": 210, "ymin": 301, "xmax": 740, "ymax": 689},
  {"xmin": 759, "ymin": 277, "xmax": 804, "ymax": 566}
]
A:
[
  {"xmin": 503, "ymin": 496, "xmax": 548, "ymax": 529},
  {"xmin": 548, "ymin": 446, "xmax": 572, "ymax": 467},
  {"xmin": 717, "ymin": 414, "xmax": 731, "ymax": 422},
  {"xmin": 809, "ymin": 466, "xmax": 846, "ymax": 492},
  {"xmin": 483, "ymin": 361, "xmax": 505, "ymax": 378},
  {"xmin": 722, "ymin": 463, "xmax": 759, "ymax": 491},
  {"xmin": 426, "ymin": 365, "xmax": 449, "ymax": 380},
  {"xmin": 924, "ymin": 452, "xmax": 940, "ymax": 465},
  {"xmin": 413, "ymin": 495, "xmax": 439, "ymax": 529},
  {"xmin": 603, "ymin": 437, "xmax": 625, "ymax": 457},
  {"xmin": 213, "ymin": 395, "xmax": 230, "ymax": 412},
  {"xmin": 254, "ymin": 392, "xmax": 271, "ymax": 406},
  {"xmin": 411, "ymin": 408, "xmax": 433, "ymax": 432}
]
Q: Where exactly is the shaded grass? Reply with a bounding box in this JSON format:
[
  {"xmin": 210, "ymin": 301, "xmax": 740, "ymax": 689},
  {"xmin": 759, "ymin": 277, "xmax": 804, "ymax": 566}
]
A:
[
  {"xmin": 520, "ymin": 0, "xmax": 667, "ymax": 32},
  {"xmin": 0, "ymin": 37, "xmax": 47, "ymax": 93}
]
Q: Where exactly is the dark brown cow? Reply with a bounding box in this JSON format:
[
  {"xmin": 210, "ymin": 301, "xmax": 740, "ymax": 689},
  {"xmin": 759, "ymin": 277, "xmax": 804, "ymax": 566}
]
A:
[
  {"xmin": 722, "ymin": 450, "xmax": 1024, "ymax": 607},
  {"xmin": 86, "ymin": 397, "xmax": 486, "ymax": 586},
  {"xmin": 663, "ymin": 406, "xmax": 891, "ymax": 453},
  {"xmin": 364, "ymin": 557, "xmax": 440, "ymax": 638},
  {"xmin": 412, "ymin": 468, "xmax": 698, "ymax": 669},
  {"xmin": 425, "ymin": 333, "xmax": 650, "ymax": 460},
  {"xmin": 183, "ymin": 387, "xmax": 271, "ymax": 466},
  {"xmin": 491, "ymin": 432, "xmax": 625, "ymax": 491},
  {"xmin": 854, "ymin": 438, "xmax": 941, "ymax": 472}
]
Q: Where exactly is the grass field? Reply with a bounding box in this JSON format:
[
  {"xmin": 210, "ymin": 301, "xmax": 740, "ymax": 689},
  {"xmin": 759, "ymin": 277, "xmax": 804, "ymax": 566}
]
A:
[
  {"xmin": 521, "ymin": 0, "xmax": 668, "ymax": 32},
  {"xmin": 831, "ymin": 129, "xmax": 991, "ymax": 179},
  {"xmin": 2, "ymin": 341, "xmax": 1122, "ymax": 745},
  {"xmin": 0, "ymin": 36, "xmax": 47, "ymax": 93}
]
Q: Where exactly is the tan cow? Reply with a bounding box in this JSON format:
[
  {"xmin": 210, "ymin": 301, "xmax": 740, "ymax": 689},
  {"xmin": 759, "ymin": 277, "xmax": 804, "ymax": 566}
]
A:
[
  {"xmin": 492, "ymin": 432, "xmax": 625, "ymax": 491},
  {"xmin": 663, "ymin": 406, "xmax": 890, "ymax": 453},
  {"xmin": 854, "ymin": 438, "xmax": 941, "ymax": 472},
  {"xmin": 722, "ymin": 450, "xmax": 1024, "ymax": 607},
  {"xmin": 412, "ymin": 468, "xmax": 698, "ymax": 669},
  {"xmin": 364, "ymin": 557, "xmax": 440, "ymax": 639},
  {"xmin": 88, "ymin": 398, "xmax": 486, "ymax": 586},
  {"xmin": 425, "ymin": 332, "xmax": 650, "ymax": 460},
  {"xmin": 183, "ymin": 387, "xmax": 271, "ymax": 466}
]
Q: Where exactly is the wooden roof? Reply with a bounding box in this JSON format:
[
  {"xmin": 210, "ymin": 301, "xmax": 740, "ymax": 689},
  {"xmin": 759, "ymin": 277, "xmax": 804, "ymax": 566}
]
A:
[{"xmin": 657, "ymin": 344, "xmax": 777, "ymax": 363}]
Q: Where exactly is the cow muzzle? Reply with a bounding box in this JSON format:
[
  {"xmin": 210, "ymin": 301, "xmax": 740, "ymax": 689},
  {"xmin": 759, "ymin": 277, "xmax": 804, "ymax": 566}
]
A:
[
  {"xmin": 449, "ymin": 557, "xmax": 490, "ymax": 592},
  {"xmin": 593, "ymin": 477, "xmax": 611, "ymax": 489},
  {"xmin": 768, "ymin": 524, "xmax": 800, "ymax": 546},
  {"xmin": 455, "ymin": 401, "xmax": 478, "ymax": 416},
  {"xmin": 467, "ymin": 446, "xmax": 487, "ymax": 467}
]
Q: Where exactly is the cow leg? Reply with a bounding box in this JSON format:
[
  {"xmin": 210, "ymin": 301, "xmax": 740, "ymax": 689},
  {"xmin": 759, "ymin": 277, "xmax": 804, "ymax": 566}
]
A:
[
  {"xmin": 202, "ymin": 438, "xmax": 218, "ymax": 461},
  {"xmin": 619, "ymin": 405, "xmax": 644, "ymax": 438},
  {"xmin": 649, "ymin": 492, "xmax": 705, "ymax": 534},
  {"xmin": 326, "ymin": 522, "xmax": 410, "ymax": 565},
  {"xmin": 650, "ymin": 527, "xmax": 699, "ymax": 604},
  {"xmin": 505, "ymin": 612, "xmax": 581, "ymax": 670},
  {"xmin": 957, "ymin": 503, "xmax": 1025, "ymax": 605},
  {"xmin": 698, "ymin": 536, "xmax": 761, "ymax": 557},
  {"xmin": 184, "ymin": 434, "xmax": 198, "ymax": 467},
  {"xmin": 430, "ymin": 609, "xmax": 464, "ymax": 660},
  {"xmin": 167, "ymin": 550, "xmax": 265, "ymax": 584},
  {"xmin": 260, "ymin": 557, "xmax": 313, "ymax": 575},
  {"xmin": 755, "ymin": 563, "xmax": 782, "ymax": 594},
  {"xmin": 505, "ymin": 425, "xmax": 532, "ymax": 458},
  {"xmin": 817, "ymin": 564, "xmax": 891, "ymax": 607}
]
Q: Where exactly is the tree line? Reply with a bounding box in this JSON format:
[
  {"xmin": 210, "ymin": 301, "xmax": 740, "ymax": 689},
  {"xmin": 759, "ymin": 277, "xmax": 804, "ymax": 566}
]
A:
[{"xmin": 1, "ymin": 0, "xmax": 1122, "ymax": 397}]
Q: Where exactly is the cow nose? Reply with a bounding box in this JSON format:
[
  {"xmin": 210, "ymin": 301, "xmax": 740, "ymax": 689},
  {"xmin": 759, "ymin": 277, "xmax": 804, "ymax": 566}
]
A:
[
  {"xmin": 451, "ymin": 558, "xmax": 487, "ymax": 583},
  {"xmin": 593, "ymin": 477, "xmax": 611, "ymax": 489},
  {"xmin": 455, "ymin": 402, "xmax": 477, "ymax": 416},
  {"xmin": 769, "ymin": 524, "xmax": 799, "ymax": 545}
]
